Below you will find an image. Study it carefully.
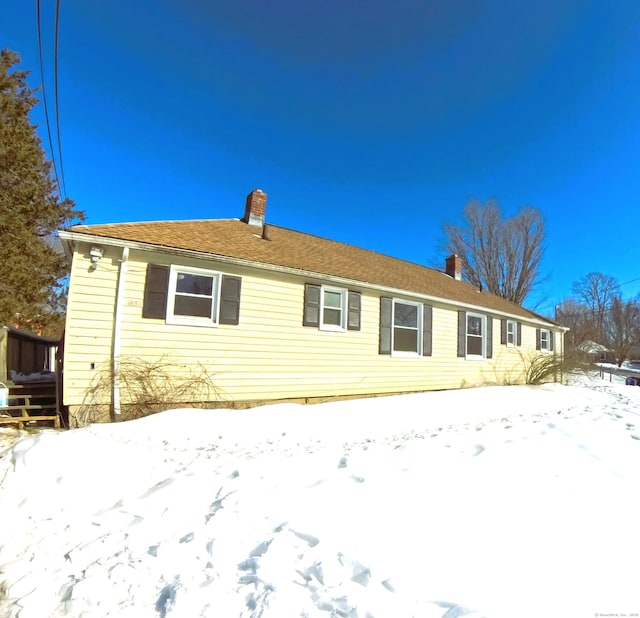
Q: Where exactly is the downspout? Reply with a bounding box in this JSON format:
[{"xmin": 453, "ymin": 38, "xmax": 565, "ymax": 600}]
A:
[
  {"xmin": 560, "ymin": 327, "xmax": 565, "ymax": 384},
  {"xmin": 111, "ymin": 246, "xmax": 129, "ymax": 420}
]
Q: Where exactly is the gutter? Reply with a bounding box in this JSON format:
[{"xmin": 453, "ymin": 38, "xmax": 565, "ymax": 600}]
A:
[{"xmin": 59, "ymin": 231, "xmax": 566, "ymax": 331}]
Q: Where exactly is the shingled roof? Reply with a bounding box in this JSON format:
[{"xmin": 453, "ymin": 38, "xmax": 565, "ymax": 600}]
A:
[{"xmin": 66, "ymin": 191, "xmax": 555, "ymax": 325}]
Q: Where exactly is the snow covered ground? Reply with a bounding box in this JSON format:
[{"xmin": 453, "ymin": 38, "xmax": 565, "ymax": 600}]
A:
[{"xmin": 1, "ymin": 374, "xmax": 640, "ymax": 618}]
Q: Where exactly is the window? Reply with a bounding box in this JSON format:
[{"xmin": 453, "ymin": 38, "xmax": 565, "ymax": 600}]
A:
[
  {"xmin": 537, "ymin": 328, "xmax": 554, "ymax": 352},
  {"xmin": 142, "ymin": 264, "xmax": 242, "ymax": 326},
  {"xmin": 466, "ymin": 313, "xmax": 485, "ymax": 357},
  {"xmin": 379, "ymin": 297, "xmax": 432, "ymax": 357},
  {"xmin": 501, "ymin": 318, "xmax": 521, "ymax": 347},
  {"xmin": 393, "ymin": 300, "xmax": 422, "ymax": 354},
  {"xmin": 303, "ymin": 284, "xmax": 361, "ymax": 331},
  {"xmin": 540, "ymin": 329, "xmax": 549, "ymax": 351},
  {"xmin": 506, "ymin": 320, "xmax": 516, "ymax": 347},
  {"xmin": 167, "ymin": 266, "xmax": 220, "ymax": 326},
  {"xmin": 321, "ymin": 286, "xmax": 347, "ymax": 331},
  {"xmin": 457, "ymin": 311, "xmax": 493, "ymax": 359}
]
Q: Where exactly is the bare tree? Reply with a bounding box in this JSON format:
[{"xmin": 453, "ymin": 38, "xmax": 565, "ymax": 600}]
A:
[
  {"xmin": 571, "ymin": 273, "xmax": 619, "ymax": 342},
  {"xmin": 444, "ymin": 199, "xmax": 545, "ymax": 305},
  {"xmin": 603, "ymin": 296, "xmax": 640, "ymax": 367},
  {"xmin": 555, "ymin": 298, "xmax": 599, "ymax": 349}
]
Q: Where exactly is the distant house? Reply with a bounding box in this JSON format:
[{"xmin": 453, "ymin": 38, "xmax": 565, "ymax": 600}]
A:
[
  {"xmin": 577, "ymin": 340, "xmax": 611, "ymax": 364},
  {"xmin": 59, "ymin": 189, "xmax": 565, "ymax": 424}
]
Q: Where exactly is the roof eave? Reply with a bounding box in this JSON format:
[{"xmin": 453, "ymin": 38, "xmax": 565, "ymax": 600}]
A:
[{"xmin": 58, "ymin": 230, "xmax": 75, "ymax": 264}]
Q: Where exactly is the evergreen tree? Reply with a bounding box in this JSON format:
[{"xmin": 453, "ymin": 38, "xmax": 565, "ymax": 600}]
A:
[{"xmin": 0, "ymin": 49, "xmax": 83, "ymax": 336}]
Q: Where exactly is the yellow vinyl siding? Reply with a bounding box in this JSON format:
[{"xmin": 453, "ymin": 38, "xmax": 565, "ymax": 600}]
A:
[
  {"xmin": 63, "ymin": 245, "xmax": 560, "ymax": 407},
  {"xmin": 63, "ymin": 245, "xmax": 119, "ymax": 400}
]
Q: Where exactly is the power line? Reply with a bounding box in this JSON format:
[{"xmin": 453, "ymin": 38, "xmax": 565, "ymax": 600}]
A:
[
  {"xmin": 53, "ymin": 0, "xmax": 67, "ymax": 198},
  {"xmin": 36, "ymin": 0, "xmax": 62, "ymax": 198},
  {"xmin": 620, "ymin": 275, "xmax": 640, "ymax": 287},
  {"xmin": 541, "ymin": 274, "xmax": 640, "ymax": 317}
]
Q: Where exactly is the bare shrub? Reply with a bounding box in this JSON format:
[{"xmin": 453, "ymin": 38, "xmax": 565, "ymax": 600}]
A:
[
  {"xmin": 520, "ymin": 349, "xmax": 592, "ymax": 385},
  {"xmin": 74, "ymin": 356, "xmax": 220, "ymax": 426}
]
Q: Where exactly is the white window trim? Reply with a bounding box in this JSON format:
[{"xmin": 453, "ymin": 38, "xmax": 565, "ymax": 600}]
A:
[
  {"xmin": 319, "ymin": 285, "xmax": 348, "ymax": 332},
  {"xmin": 540, "ymin": 328, "xmax": 552, "ymax": 353},
  {"xmin": 506, "ymin": 319, "xmax": 517, "ymax": 348},
  {"xmin": 391, "ymin": 299, "xmax": 423, "ymax": 358},
  {"xmin": 466, "ymin": 312, "xmax": 486, "ymax": 360},
  {"xmin": 166, "ymin": 265, "xmax": 221, "ymax": 327}
]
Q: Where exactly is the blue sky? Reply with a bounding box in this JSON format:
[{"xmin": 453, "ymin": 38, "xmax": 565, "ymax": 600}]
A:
[{"xmin": 4, "ymin": 1, "xmax": 640, "ymax": 314}]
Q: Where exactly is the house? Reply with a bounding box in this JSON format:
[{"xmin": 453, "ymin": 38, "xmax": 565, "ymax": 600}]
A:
[
  {"xmin": 577, "ymin": 340, "xmax": 612, "ymax": 364},
  {"xmin": 59, "ymin": 189, "xmax": 565, "ymax": 424}
]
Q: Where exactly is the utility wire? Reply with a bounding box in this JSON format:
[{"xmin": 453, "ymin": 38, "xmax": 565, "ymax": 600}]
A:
[
  {"xmin": 36, "ymin": 0, "xmax": 62, "ymax": 198},
  {"xmin": 556, "ymin": 297, "xmax": 640, "ymax": 320},
  {"xmin": 53, "ymin": 0, "xmax": 67, "ymax": 198},
  {"xmin": 541, "ymin": 274, "xmax": 640, "ymax": 317},
  {"xmin": 620, "ymin": 275, "xmax": 640, "ymax": 287}
]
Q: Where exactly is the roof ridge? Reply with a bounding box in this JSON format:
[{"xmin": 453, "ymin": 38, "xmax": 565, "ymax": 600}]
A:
[{"xmin": 74, "ymin": 217, "xmax": 239, "ymax": 228}]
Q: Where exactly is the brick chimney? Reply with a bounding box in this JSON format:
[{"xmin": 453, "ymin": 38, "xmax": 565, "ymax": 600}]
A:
[
  {"xmin": 445, "ymin": 254, "xmax": 462, "ymax": 280},
  {"xmin": 243, "ymin": 189, "xmax": 267, "ymax": 227}
]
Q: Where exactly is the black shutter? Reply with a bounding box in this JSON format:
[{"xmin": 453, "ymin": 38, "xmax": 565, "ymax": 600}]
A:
[
  {"xmin": 486, "ymin": 316, "xmax": 493, "ymax": 359},
  {"xmin": 303, "ymin": 284, "xmax": 321, "ymax": 327},
  {"xmin": 422, "ymin": 304, "xmax": 433, "ymax": 356},
  {"xmin": 536, "ymin": 328, "xmax": 541, "ymax": 350},
  {"xmin": 379, "ymin": 297, "xmax": 392, "ymax": 354},
  {"xmin": 500, "ymin": 319, "xmax": 507, "ymax": 345},
  {"xmin": 219, "ymin": 275, "xmax": 242, "ymax": 325},
  {"xmin": 142, "ymin": 264, "xmax": 169, "ymax": 319},
  {"xmin": 347, "ymin": 291, "xmax": 361, "ymax": 331},
  {"xmin": 457, "ymin": 311, "xmax": 466, "ymax": 357},
  {"xmin": 549, "ymin": 330, "xmax": 555, "ymax": 352},
  {"xmin": 517, "ymin": 322, "xmax": 522, "ymax": 346}
]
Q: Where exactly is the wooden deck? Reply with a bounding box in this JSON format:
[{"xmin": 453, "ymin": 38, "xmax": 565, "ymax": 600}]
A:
[{"xmin": 0, "ymin": 382, "xmax": 60, "ymax": 429}]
